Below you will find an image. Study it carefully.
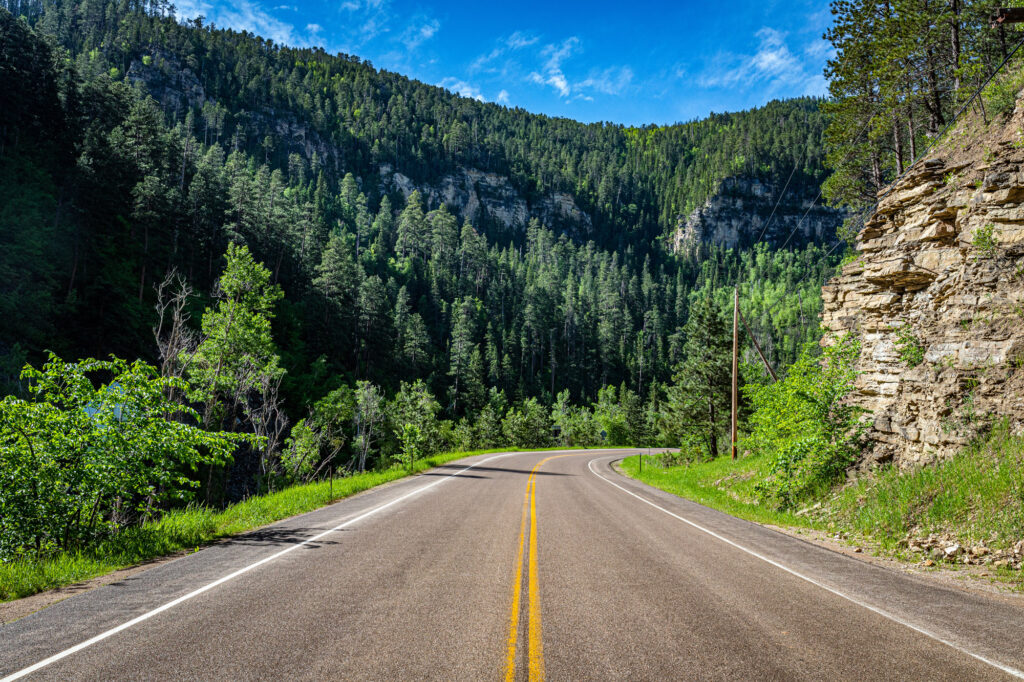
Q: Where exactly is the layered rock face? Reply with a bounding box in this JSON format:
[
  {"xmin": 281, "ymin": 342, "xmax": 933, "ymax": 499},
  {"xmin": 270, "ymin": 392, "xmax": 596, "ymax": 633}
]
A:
[
  {"xmin": 672, "ymin": 176, "xmax": 844, "ymax": 252},
  {"xmin": 822, "ymin": 108, "xmax": 1024, "ymax": 469},
  {"xmin": 380, "ymin": 165, "xmax": 593, "ymax": 236}
]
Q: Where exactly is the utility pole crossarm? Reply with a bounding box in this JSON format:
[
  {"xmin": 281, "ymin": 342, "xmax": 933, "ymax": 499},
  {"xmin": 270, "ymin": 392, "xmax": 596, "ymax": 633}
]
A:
[{"xmin": 993, "ymin": 8, "xmax": 1024, "ymax": 25}]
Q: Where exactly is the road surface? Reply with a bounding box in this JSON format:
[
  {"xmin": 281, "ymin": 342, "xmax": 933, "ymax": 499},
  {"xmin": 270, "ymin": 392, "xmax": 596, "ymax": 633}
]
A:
[{"xmin": 3, "ymin": 449, "xmax": 1024, "ymax": 680}]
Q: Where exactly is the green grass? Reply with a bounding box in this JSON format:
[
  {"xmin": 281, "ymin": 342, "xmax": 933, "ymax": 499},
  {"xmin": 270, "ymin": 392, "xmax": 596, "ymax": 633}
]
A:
[
  {"xmin": 828, "ymin": 423, "xmax": 1024, "ymax": 554},
  {"xmin": 0, "ymin": 447, "xmax": 580, "ymax": 602},
  {"xmin": 618, "ymin": 453, "xmax": 817, "ymax": 529},
  {"xmin": 620, "ymin": 427, "xmax": 1024, "ymax": 586}
]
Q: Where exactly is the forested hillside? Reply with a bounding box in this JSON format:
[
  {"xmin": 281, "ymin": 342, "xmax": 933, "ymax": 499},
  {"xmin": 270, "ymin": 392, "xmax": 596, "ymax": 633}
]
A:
[
  {"xmin": 824, "ymin": 0, "xmax": 1024, "ymax": 209},
  {"xmin": 0, "ymin": 0, "xmax": 840, "ymax": 544}
]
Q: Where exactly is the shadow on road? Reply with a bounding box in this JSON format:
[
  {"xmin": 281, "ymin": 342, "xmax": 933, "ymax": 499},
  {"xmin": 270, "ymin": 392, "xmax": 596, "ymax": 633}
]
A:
[
  {"xmin": 427, "ymin": 465, "xmax": 572, "ymax": 477},
  {"xmin": 218, "ymin": 527, "xmax": 347, "ymax": 548}
]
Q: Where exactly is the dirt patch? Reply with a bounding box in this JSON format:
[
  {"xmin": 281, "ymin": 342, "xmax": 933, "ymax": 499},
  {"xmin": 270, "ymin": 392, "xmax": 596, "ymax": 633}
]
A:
[{"xmin": 767, "ymin": 524, "xmax": 1024, "ymax": 603}]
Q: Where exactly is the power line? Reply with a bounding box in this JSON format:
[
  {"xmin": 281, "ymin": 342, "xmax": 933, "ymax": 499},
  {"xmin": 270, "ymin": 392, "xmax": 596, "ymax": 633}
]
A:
[
  {"xmin": 754, "ymin": 163, "xmax": 798, "ymax": 244},
  {"xmin": 733, "ymin": 29, "xmax": 1024, "ymax": 379}
]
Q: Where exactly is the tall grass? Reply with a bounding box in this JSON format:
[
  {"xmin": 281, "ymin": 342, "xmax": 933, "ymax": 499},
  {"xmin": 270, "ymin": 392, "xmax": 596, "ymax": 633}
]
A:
[
  {"xmin": 619, "ymin": 453, "xmax": 816, "ymax": 529},
  {"xmin": 829, "ymin": 423, "xmax": 1024, "ymax": 551},
  {"xmin": 0, "ymin": 448, "xmax": 552, "ymax": 602}
]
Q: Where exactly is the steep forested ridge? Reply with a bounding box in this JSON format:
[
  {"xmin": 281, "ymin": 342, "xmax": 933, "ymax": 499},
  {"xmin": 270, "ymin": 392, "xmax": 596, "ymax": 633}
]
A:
[
  {"xmin": 5, "ymin": 0, "xmax": 831, "ymax": 247},
  {"xmin": 824, "ymin": 0, "xmax": 1024, "ymax": 209},
  {"xmin": 0, "ymin": 0, "xmax": 840, "ymax": 521}
]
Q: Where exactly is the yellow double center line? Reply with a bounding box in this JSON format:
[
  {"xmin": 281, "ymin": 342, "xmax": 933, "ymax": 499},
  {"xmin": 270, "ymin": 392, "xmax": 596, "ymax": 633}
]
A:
[{"xmin": 504, "ymin": 454, "xmax": 578, "ymax": 681}]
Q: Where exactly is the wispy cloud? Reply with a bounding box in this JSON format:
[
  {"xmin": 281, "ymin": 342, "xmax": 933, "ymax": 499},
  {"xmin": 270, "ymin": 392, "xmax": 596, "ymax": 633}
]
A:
[
  {"xmin": 528, "ymin": 37, "xmax": 579, "ymax": 97},
  {"xmin": 174, "ymin": 0, "xmax": 298, "ymax": 45},
  {"xmin": 470, "ymin": 30, "xmax": 539, "ymax": 74},
  {"xmin": 506, "ymin": 31, "xmax": 539, "ymax": 50},
  {"xmin": 697, "ymin": 27, "xmax": 824, "ymax": 95},
  {"xmin": 439, "ymin": 77, "xmax": 486, "ymax": 101},
  {"xmin": 496, "ymin": 89, "xmax": 511, "ymax": 105},
  {"xmin": 400, "ymin": 17, "xmax": 440, "ymax": 50},
  {"xmin": 577, "ymin": 66, "xmax": 633, "ymax": 96}
]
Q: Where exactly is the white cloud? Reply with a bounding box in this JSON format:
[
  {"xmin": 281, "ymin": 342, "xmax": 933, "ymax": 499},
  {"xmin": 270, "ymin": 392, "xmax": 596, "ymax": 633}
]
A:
[
  {"xmin": 577, "ymin": 66, "xmax": 633, "ymax": 95},
  {"xmin": 528, "ymin": 37, "xmax": 579, "ymax": 98},
  {"xmin": 306, "ymin": 23, "xmax": 322, "ymax": 34},
  {"xmin": 172, "ymin": 0, "xmax": 213, "ymax": 20},
  {"xmin": 175, "ymin": 0, "xmax": 296, "ymax": 45},
  {"xmin": 697, "ymin": 27, "xmax": 820, "ymax": 94},
  {"xmin": 470, "ymin": 31, "xmax": 539, "ymax": 75},
  {"xmin": 439, "ymin": 77, "xmax": 486, "ymax": 102},
  {"xmin": 506, "ymin": 31, "xmax": 538, "ymax": 49},
  {"xmin": 497, "ymin": 89, "xmax": 511, "ymax": 105},
  {"xmin": 400, "ymin": 18, "xmax": 440, "ymax": 50}
]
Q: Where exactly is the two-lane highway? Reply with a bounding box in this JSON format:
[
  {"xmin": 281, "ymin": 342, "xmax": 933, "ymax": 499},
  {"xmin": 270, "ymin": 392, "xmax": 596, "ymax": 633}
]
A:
[{"xmin": 3, "ymin": 450, "xmax": 1024, "ymax": 680}]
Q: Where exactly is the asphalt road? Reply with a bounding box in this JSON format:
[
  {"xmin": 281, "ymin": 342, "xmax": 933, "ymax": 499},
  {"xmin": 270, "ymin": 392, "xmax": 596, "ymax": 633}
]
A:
[{"xmin": 3, "ymin": 449, "xmax": 1024, "ymax": 680}]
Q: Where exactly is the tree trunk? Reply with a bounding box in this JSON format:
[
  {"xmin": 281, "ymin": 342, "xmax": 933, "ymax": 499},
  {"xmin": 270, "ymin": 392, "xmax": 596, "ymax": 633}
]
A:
[
  {"xmin": 950, "ymin": 0, "xmax": 961, "ymax": 96},
  {"xmin": 893, "ymin": 119, "xmax": 905, "ymax": 175}
]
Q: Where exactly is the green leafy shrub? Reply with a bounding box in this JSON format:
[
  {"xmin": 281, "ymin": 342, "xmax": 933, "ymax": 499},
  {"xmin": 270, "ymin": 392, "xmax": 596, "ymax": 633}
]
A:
[
  {"xmin": 985, "ymin": 73, "xmax": 1024, "ymax": 120},
  {"xmin": 744, "ymin": 334, "xmax": 867, "ymax": 510},
  {"xmin": 973, "ymin": 223, "xmax": 998, "ymax": 259},
  {"xmin": 502, "ymin": 398, "xmax": 553, "ymax": 448},
  {"xmin": 0, "ymin": 354, "xmax": 251, "ymax": 560},
  {"xmin": 550, "ymin": 390, "xmax": 601, "ymax": 446},
  {"xmin": 894, "ymin": 324, "xmax": 925, "ymax": 368}
]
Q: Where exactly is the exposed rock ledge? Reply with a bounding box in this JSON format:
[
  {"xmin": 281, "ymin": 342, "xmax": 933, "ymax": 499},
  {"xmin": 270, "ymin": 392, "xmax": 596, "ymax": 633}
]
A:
[
  {"xmin": 379, "ymin": 165, "xmax": 592, "ymax": 235},
  {"xmin": 823, "ymin": 101, "xmax": 1024, "ymax": 469},
  {"xmin": 672, "ymin": 176, "xmax": 845, "ymax": 251}
]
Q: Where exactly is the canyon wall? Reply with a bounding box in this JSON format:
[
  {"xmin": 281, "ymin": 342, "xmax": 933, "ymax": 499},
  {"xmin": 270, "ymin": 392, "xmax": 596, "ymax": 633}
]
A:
[
  {"xmin": 822, "ymin": 105, "xmax": 1024, "ymax": 469},
  {"xmin": 672, "ymin": 176, "xmax": 844, "ymax": 252}
]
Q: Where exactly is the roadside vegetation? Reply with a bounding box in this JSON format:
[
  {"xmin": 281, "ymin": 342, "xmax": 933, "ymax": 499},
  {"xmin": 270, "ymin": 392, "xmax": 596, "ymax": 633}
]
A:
[
  {"xmin": 622, "ymin": 347, "xmax": 1024, "ymax": 586},
  {"xmin": 620, "ymin": 335, "xmax": 862, "ymax": 529},
  {"xmin": 619, "ymin": 453, "xmax": 815, "ymax": 530},
  {"xmin": 827, "ymin": 422, "xmax": 1024, "ymax": 580},
  {"xmin": 0, "ymin": 446, "xmax": 581, "ymax": 602}
]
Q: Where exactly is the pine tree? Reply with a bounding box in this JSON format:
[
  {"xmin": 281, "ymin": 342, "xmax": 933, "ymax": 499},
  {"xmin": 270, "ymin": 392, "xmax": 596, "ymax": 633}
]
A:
[{"xmin": 663, "ymin": 292, "xmax": 732, "ymax": 460}]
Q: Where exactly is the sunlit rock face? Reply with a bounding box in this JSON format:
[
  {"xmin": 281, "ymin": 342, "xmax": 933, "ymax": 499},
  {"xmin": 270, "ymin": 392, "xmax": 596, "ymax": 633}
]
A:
[
  {"xmin": 823, "ymin": 102, "xmax": 1024, "ymax": 470},
  {"xmin": 380, "ymin": 165, "xmax": 592, "ymax": 237},
  {"xmin": 671, "ymin": 176, "xmax": 844, "ymax": 252}
]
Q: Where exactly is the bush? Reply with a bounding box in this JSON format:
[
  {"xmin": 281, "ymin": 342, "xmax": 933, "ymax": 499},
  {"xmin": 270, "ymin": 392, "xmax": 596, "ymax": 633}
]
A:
[
  {"xmin": 744, "ymin": 334, "xmax": 867, "ymax": 510},
  {"xmin": 594, "ymin": 385, "xmax": 630, "ymax": 445},
  {"xmin": 502, "ymin": 398, "xmax": 553, "ymax": 448},
  {"xmin": 984, "ymin": 71, "xmax": 1024, "ymax": 120},
  {"xmin": 0, "ymin": 354, "xmax": 249, "ymax": 560},
  {"xmin": 972, "ymin": 223, "xmax": 998, "ymax": 259},
  {"xmin": 894, "ymin": 324, "xmax": 925, "ymax": 368}
]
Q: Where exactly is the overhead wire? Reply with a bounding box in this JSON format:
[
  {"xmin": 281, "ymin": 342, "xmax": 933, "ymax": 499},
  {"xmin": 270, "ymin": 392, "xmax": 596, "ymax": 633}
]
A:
[{"xmin": 729, "ymin": 27, "xmax": 1024, "ymax": 379}]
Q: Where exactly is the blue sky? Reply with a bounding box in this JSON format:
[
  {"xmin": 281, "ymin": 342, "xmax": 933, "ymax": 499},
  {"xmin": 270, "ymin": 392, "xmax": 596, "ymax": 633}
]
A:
[{"xmin": 171, "ymin": 0, "xmax": 834, "ymax": 126}]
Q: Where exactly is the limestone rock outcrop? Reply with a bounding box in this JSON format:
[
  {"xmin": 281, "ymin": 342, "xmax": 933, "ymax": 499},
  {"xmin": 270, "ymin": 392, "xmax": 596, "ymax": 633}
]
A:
[
  {"xmin": 379, "ymin": 165, "xmax": 592, "ymax": 235},
  {"xmin": 822, "ymin": 106, "xmax": 1024, "ymax": 469},
  {"xmin": 672, "ymin": 176, "xmax": 844, "ymax": 252}
]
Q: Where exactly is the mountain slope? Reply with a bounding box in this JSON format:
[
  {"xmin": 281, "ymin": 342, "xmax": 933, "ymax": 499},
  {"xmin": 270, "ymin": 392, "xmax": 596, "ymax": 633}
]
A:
[{"xmin": 11, "ymin": 0, "xmax": 835, "ymax": 249}]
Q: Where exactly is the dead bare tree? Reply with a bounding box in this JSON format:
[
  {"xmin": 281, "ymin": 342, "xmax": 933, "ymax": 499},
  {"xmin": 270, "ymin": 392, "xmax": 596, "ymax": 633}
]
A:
[{"xmin": 153, "ymin": 270, "xmax": 200, "ymax": 384}]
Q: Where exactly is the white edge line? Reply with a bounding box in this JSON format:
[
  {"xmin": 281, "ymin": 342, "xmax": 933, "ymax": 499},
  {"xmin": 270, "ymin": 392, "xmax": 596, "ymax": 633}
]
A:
[
  {"xmin": 588, "ymin": 456, "xmax": 1024, "ymax": 680},
  {"xmin": 2, "ymin": 452, "xmax": 517, "ymax": 681}
]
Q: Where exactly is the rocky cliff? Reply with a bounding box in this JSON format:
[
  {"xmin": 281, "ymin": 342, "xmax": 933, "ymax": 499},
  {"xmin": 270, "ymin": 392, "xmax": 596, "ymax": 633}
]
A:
[
  {"xmin": 822, "ymin": 103, "xmax": 1024, "ymax": 469},
  {"xmin": 379, "ymin": 165, "xmax": 593, "ymax": 236},
  {"xmin": 672, "ymin": 176, "xmax": 845, "ymax": 252}
]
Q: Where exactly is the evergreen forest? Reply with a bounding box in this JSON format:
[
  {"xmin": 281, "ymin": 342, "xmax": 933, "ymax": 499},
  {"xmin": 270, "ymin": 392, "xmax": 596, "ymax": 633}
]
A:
[{"xmin": 2, "ymin": 0, "xmax": 949, "ymax": 561}]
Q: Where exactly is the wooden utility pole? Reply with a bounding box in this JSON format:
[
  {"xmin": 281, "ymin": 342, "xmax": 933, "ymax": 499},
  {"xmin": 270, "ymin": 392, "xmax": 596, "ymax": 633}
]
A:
[{"xmin": 731, "ymin": 286, "xmax": 739, "ymax": 460}]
